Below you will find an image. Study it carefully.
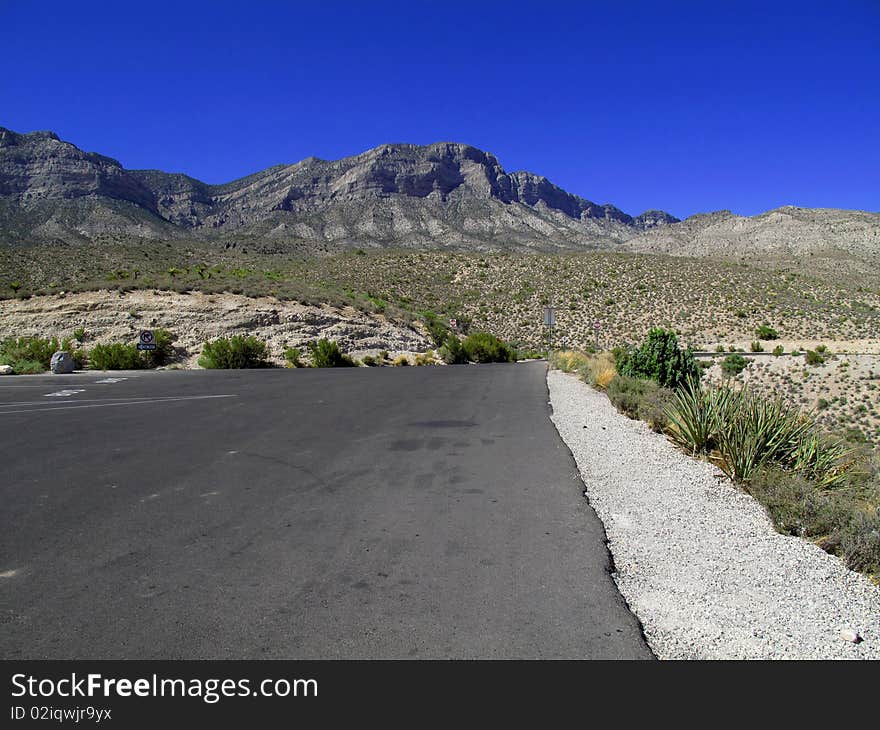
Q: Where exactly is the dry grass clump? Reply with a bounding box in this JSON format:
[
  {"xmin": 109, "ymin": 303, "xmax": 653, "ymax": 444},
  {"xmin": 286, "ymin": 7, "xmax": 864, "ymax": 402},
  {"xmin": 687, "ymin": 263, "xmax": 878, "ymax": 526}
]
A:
[{"xmin": 550, "ymin": 350, "xmax": 616, "ymax": 389}]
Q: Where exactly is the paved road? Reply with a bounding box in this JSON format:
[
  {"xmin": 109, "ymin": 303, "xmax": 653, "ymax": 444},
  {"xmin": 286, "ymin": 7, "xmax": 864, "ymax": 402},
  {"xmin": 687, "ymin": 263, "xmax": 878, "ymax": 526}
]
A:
[{"xmin": 0, "ymin": 363, "xmax": 651, "ymax": 659}]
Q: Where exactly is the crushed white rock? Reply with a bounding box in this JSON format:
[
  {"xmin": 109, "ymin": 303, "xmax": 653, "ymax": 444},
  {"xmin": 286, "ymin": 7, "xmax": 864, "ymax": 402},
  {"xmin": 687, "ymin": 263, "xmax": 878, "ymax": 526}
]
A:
[{"xmin": 548, "ymin": 369, "xmax": 880, "ymax": 660}]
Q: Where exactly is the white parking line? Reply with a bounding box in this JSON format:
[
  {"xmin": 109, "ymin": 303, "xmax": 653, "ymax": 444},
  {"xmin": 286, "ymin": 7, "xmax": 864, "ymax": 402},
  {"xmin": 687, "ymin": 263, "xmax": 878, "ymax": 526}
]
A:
[
  {"xmin": 94, "ymin": 378, "xmax": 128, "ymax": 384},
  {"xmin": 0, "ymin": 396, "xmax": 188, "ymax": 408},
  {"xmin": 44, "ymin": 389, "xmax": 86, "ymax": 397},
  {"xmin": 0, "ymin": 394, "xmax": 236, "ymax": 415}
]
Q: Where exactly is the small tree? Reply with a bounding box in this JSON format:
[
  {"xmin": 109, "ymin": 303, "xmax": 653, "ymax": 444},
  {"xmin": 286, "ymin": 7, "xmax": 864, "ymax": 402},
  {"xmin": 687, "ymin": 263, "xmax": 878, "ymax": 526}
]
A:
[{"xmin": 615, "ymin": 328, "xmax": 699, "ymax": 389}]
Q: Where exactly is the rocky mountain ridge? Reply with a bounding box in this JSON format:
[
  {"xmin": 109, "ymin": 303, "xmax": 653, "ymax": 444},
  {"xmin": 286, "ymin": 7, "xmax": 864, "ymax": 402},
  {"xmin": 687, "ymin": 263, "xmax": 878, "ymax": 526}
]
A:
[
  {"xmin": 0, "ymin": 127, "xmax": 675, "ymax": 250},
  {"xmin": 1, "ymin": 126, "xmax": 877, "ymax": 261}
]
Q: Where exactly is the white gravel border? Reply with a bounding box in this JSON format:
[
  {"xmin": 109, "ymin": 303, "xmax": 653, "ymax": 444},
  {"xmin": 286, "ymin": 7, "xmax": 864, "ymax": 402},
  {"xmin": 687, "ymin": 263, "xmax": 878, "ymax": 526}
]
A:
[{"xmin": 548, "ymin": 369, "xmax": 880, "ymax": 660}]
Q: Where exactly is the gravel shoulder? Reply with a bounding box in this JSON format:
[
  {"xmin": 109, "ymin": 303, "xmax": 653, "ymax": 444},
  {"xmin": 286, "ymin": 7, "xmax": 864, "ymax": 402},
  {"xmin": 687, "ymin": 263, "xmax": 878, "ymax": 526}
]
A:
[{"xmin": 548, "ymin": 369, "xmax": 880, "ymax": 660}]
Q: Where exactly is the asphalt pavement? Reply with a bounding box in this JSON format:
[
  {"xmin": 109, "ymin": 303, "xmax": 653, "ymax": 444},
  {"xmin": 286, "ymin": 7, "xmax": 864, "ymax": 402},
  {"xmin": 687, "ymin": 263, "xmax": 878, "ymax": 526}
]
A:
[{"xmin": 0, "ymin": 363, "xmax": 652, "ymax": 659}]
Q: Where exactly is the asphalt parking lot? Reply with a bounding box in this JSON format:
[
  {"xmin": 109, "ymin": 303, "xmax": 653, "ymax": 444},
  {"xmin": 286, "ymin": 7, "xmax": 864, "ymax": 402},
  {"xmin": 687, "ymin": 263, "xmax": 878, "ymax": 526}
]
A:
[{"xmin": 0, "ymin": 363, "xmax": 651, "ymax": 659}]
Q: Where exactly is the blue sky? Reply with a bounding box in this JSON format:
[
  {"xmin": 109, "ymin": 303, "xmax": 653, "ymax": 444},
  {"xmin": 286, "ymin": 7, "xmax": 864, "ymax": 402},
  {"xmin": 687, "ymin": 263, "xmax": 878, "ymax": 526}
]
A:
[{"xmin": 2, "ymin": 0, "xmax": 878, "ymax": 219}]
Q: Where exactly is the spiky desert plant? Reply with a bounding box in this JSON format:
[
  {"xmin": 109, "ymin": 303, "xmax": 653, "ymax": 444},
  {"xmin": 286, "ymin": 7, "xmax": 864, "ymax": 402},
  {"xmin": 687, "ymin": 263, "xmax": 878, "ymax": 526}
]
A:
[
  {"xmin": 665, "ymin": 378, "xmax": 740, "ymax": 455},
  {"xmin": 716, "ymin": 393, "xmax": 811, "ymax": 482}
]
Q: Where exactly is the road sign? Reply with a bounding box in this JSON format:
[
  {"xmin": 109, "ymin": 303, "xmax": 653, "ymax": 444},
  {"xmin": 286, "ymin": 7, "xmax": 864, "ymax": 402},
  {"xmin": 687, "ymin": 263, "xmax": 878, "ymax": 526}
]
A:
[
  {"xmin": 593, "ymin": 320, "xmax": 602, "ymax": 330},
  {"xmin": 543, "ymin": 307, "xmax": 555, "ymax": 327},
  {"xmin": 449, "ymin": 318, "xmax": 457, "ymax": 329},
  {"xmin": 137, "ymin": 330, "xmax": 157, "ymax": 351}
]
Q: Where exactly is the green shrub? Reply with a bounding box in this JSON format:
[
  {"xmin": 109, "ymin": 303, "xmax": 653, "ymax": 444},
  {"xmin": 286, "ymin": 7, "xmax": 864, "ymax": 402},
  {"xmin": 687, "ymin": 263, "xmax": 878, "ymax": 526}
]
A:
[
  {"xmin": 722, "ymin": 353, "xmax": 748, "ymax": 377},
  {"xmin": 362, "ymin": 355, "xmax": 377, "ymax": 367},
  {"xmin": 73, "ymin": 327, "xmax": 87, "ymax": 343},
  {"xmin": 750, "ymin": 340, "xmax": 764, "ymax": 352},
  {"xmin": 755, "ymin": 324, "xmax": 778, "ymax": 340},
  {"xmin": 746, "ymin": 468, "xmax": 850, "ymax": 538},
  {"xmin": 421, "ymin": 312, "xmax": 450, "ymax": 348},
  {"xmin": 606, "ymin": 375, "xmax": 674, "ymax": 430},
  {"xmin": 284, "ymin": 347, "xmax": 305, "ymax": 367},
  {"xmin": 439, "ymin": 334, "xmax": 468, "ymax": 364},
  {"xmin": 0, "ymin": 336, "xmax": 60, "ymax": 371},
  {"xmin": 199, "ymin": 335, "xmax": 269, "ymax": 369},
  {"xmin": 88, "ymin": 343, "xmax": 144, "ymax": 370},
  {"xmin": 836, "ymin": 510, "xmax": 880, "ymax": 574},
  {"xmin": 461, "ymin": 332, "xmax": 516, "ymax": 363},
  {"xmin": 11, "ymin": 359, "xmax": 45, "ymax": 374},
  {"xmin": 615, "ymin": 328, "xmax": 698, "ymax": 389},
  {"xmin": 307, "ymin": 338, "xmax": 356, "ymax": 368},
  {"xmin": 772, "ymin": 345, "xmax": 784, "ymax": 357},
  {"xmin": 804, "ymin": 349, "xmax": 826, "ymax": 366}
]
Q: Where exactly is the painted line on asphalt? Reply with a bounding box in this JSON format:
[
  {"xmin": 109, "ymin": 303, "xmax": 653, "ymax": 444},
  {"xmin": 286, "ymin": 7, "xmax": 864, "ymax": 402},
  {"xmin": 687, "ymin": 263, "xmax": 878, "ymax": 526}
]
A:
[
  {"xmin": 0, "ymin": 394, "xmax": 236, "ymax": 415},
  {"xmin": 0, "ymin": 396, "xmax": 199, "ymax": 408}
]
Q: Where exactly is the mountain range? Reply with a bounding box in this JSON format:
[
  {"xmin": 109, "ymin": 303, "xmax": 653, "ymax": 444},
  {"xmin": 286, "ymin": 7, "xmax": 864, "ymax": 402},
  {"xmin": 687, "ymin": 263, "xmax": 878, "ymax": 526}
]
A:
[{"xmin": 1, "ymin": 126, "xmax": 877, "ymax": 260}]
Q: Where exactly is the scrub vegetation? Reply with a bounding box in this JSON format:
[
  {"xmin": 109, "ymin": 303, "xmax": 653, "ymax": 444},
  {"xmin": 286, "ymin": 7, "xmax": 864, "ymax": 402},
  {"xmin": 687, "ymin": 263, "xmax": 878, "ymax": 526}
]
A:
[{"xmin": 553, "ymin": 328, "xmax": 880, "ymax": 582}]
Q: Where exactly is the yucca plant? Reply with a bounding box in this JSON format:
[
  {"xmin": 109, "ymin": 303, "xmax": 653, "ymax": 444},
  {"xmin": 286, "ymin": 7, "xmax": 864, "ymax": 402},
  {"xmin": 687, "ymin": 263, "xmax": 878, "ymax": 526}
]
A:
[
  {"xmin": 665, "ymin": 377, "xmax": 738, "ymax": 455},
  {"xmin": 791, "ymin": 432, "xmax": 856, "ymax": 489},
  {"xmin": 717, "ymin": 393, "xmax": 811, "ymax": 482}
]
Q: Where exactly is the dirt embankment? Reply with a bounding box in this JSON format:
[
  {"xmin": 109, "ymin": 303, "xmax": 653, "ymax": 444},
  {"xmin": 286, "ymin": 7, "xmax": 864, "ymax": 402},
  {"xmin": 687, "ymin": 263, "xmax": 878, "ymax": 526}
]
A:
[{"xmin": 0, "ymin": 290, "xmax": 431, "ymax": 367}]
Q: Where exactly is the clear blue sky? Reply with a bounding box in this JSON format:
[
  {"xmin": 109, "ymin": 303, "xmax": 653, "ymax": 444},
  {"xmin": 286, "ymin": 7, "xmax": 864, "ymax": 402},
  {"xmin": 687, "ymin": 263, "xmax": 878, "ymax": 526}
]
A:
[{"xmin": 2, "ymin": 0, "xmax": 878, "ymax": 219}]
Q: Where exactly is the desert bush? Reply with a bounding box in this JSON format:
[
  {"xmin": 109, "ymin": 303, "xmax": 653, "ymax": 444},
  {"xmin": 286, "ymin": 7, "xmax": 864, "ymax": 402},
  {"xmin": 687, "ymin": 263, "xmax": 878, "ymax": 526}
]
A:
[
  {"xmin": 461, "ymin": 332, "xmax": 516, "ymax": 363},
  {"xmin": 421, "ymin": 312, "xmax": 450, "ymax": 348},
  {"xmin": 308, "ymin": 338, "xmax": 356, "ymax": 368},
  {"xmin": 722, "ymin": 353, "xmax": 748, "ymax": 377},
  {"xmin": 413, "ymin": 350, "xmax": 435, "ymax": 366},
  {"xmin": 438, "ymin": 334, "xmax": 467, "ymax": 364},
  {"xmin": 804, "ymin": 349, "xmax": 826, "ymax": 366},
  {"xmin": 10, "ymin": 359, "xmax": 45, "ymax": 374},
  {"xmin": 88, "ymin": 343, "xmax": 144, "ymax": 370},
  {"xmin": 750, "ymin": 340, "xmax": 764, "ymax": 352},
  {"xmin": 746, "ymin": 468, "xmax": 851, "ymax": 537},
  {"xmin": 836, "ymin": 510, "xmax": 880, "ymax": 574},
  {"xmin": 199, "ymin": 335, "xmax": 269, "ymax": 369},
  {"xmin": 392, "ymin": 354, "xmax": 410, "ymax": 366},
  {"xmin": 284, "ymin": 347, "xmax": 305, "ymax": 367},
  {"xmin": 615, "ymin": 328, "xmax": 698, "ymax": 389},
  {"xmin": 362, "ymin": 355, "xmax": 377, "ymax": 367},
  {"xmin": 755, "ymin": 324, "xmax": 779, "ymax": 340},
  {"xmin": 594, "ymin": 366, "xmax": 617, "ymax": 390},
  {"xmin": 772, "ymin": 345, "xmax": 784, "ymax": 357},
  {"xmin": 606, "ymin": 375, "xmax": 673, "ymax": 430},
  {"xmin": 0, "ymin": 336, "xmax": 60, "ymax": 371}
]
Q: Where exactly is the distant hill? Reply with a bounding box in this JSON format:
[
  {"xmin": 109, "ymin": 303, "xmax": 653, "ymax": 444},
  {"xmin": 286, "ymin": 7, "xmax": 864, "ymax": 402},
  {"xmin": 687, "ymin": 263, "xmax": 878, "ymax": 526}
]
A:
[{"xmin": 1, "ymin": 126, "xmax": 877, "ymax": 261}]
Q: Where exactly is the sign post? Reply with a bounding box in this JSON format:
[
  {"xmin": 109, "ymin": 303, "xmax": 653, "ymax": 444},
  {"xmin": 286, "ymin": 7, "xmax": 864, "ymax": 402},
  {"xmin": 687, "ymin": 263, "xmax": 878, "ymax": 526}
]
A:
[
  {"xmin": 543, "ymin": 306, "xmax": 555, "ymax": 352},
  {"xmin": 137, "ymin": 330, "xmax": 157, "ymax": 351},
  {"xmin": 593, "ymin": 319, "xmax": 601, "ymax": 351}
]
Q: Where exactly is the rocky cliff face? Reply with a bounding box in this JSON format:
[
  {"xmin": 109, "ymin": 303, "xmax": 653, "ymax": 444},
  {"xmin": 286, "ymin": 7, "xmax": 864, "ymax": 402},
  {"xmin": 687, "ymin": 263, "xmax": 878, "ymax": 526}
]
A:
[
  {"xmin": 0, "ymin": 128, "xmax": 676, "ymax": 250},
  {"xmin": 0, "ymin": 128, "xmax": 158, "ymax": 213},
  {"xmin": 2, "ymin": 127, "xmax": 876, "ymax": 262}
]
